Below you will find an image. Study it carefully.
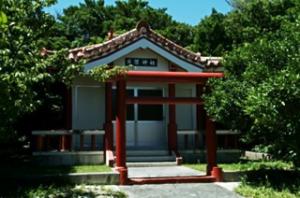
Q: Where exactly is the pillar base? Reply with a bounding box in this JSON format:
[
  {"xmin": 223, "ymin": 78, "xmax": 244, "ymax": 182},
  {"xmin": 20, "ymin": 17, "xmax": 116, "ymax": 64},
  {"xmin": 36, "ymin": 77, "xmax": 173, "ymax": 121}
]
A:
[
  {"xmin": 211, "ymin": 166, "xmax": 223, "ymax": 182},
  {"xmin": 105, "ymin": 150, "xmax": 115, "ymax": 167},
  {"xmin": 115, "ymin": 166, "xmax": 128, "ymax": 185},
  {"xmin": 176, "ymin": 156, "xmax": 183, "ymax": 165}
]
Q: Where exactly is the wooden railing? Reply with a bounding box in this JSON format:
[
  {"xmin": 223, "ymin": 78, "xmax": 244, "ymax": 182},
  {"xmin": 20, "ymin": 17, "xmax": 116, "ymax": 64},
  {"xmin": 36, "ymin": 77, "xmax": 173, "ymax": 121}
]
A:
[
  {"xmin": 178, "ymin": 130, "xmax": 200, "ymax": 150},
  {"xmin": 177, "ymin": 129, "xmax": 240, "ymax": 150},
  {"xmin": 32, "ymin": 130, "xmax": 105, "ymax": 152}
]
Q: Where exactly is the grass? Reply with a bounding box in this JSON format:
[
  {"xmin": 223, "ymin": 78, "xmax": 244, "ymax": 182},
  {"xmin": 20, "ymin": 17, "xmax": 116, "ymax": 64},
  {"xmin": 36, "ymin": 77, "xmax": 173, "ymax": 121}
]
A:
[
  {"xmin": 185, "ymin": 160, "xmax": 300, "ymax": 198},
  {"xmin": 0, "ymin": 155, "xmax": 121, "ymax": 197},
  {"xmin": 1, "ymin": 154, "xmax": 112, "ymax": 177},
  {"xmin": 236, "ymin": 183, "xmax": 300, "ymax": 198},
  {"xmin": 184, "ymin": 160, "xmax": 294, "ymax": 172},
  {"xmin": 236, "ymin": 169, "xmax": 300, "ymax": 198},
  {"xmin": 0, "ymin": 164, "xmax": 112, "ymax": 177}
]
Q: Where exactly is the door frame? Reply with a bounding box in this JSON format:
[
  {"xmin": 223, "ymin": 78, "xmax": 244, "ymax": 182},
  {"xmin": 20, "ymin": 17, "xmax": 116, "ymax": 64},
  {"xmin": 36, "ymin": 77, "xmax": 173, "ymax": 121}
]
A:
[{"xmin": 112, "ymin": 86, "xmax": 167, "ymax": 148}]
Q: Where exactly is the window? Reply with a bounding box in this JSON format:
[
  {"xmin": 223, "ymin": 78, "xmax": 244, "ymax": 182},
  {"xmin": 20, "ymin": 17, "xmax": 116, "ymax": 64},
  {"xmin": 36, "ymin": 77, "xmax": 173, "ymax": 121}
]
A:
[
  {"xmin": 137, "ymin": 90, "xmax": 163, "ymax": 121},
  {"xmin": 112, "ymin": 89, "xmax": 134, "ymax": 120}
]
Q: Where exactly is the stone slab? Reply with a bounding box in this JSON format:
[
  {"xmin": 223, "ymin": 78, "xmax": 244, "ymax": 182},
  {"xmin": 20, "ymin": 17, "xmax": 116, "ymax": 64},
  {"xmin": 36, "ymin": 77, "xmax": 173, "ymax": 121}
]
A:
[{"xmin": 128, "ymin": 166, "xmax": 205, "ymax": 178}]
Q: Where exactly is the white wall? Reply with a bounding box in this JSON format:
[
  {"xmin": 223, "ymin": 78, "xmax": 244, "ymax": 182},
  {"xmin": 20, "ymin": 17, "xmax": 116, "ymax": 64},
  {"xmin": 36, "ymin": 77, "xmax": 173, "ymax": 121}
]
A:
[
  {"xmin": 175, "ymin": 84, "xmax": 196, "ymax": 130},
  {"xmin": 114, "ymin": 48, "xmax": 170, "ymax": 71},
  {"xmin": 72, "ymin": 76, "xmax": 105, "ymax": 130}
]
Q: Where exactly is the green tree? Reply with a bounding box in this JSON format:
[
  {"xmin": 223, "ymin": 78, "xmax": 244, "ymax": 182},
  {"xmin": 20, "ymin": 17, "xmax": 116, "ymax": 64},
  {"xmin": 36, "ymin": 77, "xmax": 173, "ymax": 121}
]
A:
[
  {"xmin": 55, "ymin": 0, "xmax": 174, "ymax": 48},
  {"xmin": 224, "ymin": 0, "xmax": 298, "ymax": 45},
  {"xmin": 192, "ymin": 9, "xmax": 230, "ymax": 56},
  {"xmin": 205, "ymin": 0, "xmax": 300, "ymax": 166},
  {"xmin": 158, "ymin": 22, "xmax": 194, "ymax": 48},
  {"xmin": 0, "ymin": 0, "xmax": 82, "ymax": 144}
]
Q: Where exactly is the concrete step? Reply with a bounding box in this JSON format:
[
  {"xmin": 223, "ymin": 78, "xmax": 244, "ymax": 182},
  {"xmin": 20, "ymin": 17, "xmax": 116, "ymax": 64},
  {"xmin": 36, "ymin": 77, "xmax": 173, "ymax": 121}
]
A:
[
  {"xmin": 127, "ymin": 155, "xmax": 175, "ymax": 162},
  {"xmin": 129, "ymin": 176, "xmax": 216, "ymax": 184},
  {"xmin": 127, "ymin": 150, "xmax": 170, "ymax": 156},
  {"xmin": 127, "ymin": 162, "xmax": 177, "ymax": 167}
]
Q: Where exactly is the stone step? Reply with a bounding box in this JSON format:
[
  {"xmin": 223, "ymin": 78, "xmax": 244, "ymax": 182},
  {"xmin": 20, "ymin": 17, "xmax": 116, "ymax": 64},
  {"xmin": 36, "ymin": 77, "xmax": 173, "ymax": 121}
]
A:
[
  {"xmin": 127, "ymin": 155, "xmax": 175, "ymax": 162},
  {"xmin": 129, "ymin": 175, "xmax": 216, "ymax": 184},
  {"xmin": 127, "ymin": 150, "xmax": 170, "ymax": 156},
  {"xmin": 127, "ymin": 162, "xmax": 177, "ymax": 167}
]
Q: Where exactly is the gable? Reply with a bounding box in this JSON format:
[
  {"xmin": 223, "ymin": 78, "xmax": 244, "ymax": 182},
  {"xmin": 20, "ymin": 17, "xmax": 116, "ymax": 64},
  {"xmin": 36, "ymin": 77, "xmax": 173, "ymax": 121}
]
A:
[
  {"xmin": 84, "ymin": 38, "xmax": 203, "ymax": 72},
  {"xmin": 114, "ymin": 48, "xmax": 170, "ymax": 71}
]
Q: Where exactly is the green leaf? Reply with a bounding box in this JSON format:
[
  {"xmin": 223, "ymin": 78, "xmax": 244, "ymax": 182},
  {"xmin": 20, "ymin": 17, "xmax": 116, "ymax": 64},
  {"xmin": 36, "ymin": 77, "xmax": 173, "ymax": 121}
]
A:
[{"xmin": 0, "ymin": 11, "xmax": 7, "ymax": 24}]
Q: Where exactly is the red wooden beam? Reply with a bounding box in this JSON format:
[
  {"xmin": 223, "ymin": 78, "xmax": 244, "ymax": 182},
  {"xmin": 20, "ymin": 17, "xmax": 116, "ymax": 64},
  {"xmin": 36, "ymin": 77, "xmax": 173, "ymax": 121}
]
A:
[
  {"xmin": 124, "ymin": 77, "xmax": 206, "ymax": 83},
  {"xmin": 126, "ymin": 97, "xmax": 204, "ymax": 104},
  {"xmin": 127, "ymin": 71, "xmax": 224, "ymax": 78},
  {"xmin": 123, "ymin": 71, "xmax": 224, "ymax": 83}
]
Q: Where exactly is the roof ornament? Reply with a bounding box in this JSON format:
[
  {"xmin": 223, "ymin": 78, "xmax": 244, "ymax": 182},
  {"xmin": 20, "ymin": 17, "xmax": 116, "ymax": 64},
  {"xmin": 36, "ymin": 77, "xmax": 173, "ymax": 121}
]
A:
[
  {"xmin": 108, "ymin": 28, "xmax": 114, "ymax": 40},
  {"xmin": 136, "ymin": 20, "xmax": 150, "ymax": 34}
]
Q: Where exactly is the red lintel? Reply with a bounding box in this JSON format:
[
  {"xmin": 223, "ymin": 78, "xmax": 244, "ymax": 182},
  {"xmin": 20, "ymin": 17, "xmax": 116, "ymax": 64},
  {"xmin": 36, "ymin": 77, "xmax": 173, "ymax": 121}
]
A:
[
  {"xmin": 126, "ymin": 97, "xmax": 204, "ymax": 104},
  {"xmin": 124, "ymin": 71, "xmax": 223, "ymax": 83},
  {"xmin": 127, "ymin": 71, "xmax": 224, "ymax": 78}
]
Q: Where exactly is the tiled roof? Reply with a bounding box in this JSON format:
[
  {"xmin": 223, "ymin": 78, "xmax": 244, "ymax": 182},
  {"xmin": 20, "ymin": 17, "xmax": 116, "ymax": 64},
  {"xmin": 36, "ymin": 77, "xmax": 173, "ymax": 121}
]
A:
[{"xmin": 68, "ymin": 22, "xmax": 221, "ymax": 68}]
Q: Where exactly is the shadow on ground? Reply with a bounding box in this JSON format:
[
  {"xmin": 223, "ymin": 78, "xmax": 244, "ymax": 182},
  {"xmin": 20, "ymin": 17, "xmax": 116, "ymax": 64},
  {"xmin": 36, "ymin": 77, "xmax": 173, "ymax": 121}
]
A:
[{"xmin": 242, "ymin": 168, "xmax": 300, "ymax": 194}]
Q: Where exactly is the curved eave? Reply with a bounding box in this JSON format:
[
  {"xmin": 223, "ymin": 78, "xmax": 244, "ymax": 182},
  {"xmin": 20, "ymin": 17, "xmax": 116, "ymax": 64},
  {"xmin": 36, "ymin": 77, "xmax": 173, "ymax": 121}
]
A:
[{"xmin": 83, "ymin": 38, "xmax": 204, "ymax": 72}]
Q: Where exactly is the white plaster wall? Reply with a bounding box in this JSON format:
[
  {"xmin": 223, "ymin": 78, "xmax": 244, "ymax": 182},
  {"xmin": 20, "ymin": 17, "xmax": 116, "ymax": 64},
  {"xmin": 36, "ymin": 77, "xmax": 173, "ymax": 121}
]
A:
[
  {"xmin": 72, "ymin": 76, "xmax": 105, "ymax": 130},
  {"xmin": 114, "ymin": 48, "xmax": 170, "ymax": 71},
  {"xmin": 175, "ymin": 84, "xmax": 196, "ymax": 130}
]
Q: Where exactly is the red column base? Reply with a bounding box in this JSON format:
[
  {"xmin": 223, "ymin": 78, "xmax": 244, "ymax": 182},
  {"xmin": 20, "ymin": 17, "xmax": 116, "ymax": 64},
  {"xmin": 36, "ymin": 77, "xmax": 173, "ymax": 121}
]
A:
[
  {"xmin": 115, "ymin": 166, "xmax": 128, "ymax": 185},
  {"xmin": 106, "ymin": 150, "xmax": 115, "ymax": 167},
  {"xmin": 59, "ymin": 135, "xmax": 66, "ymax": 151},
  {"xmin": 36, "ymin": 136, "xmax": 45, "ymax": 151},
  {"xmin": 211, "ymin": 166, "xmax": 223, "ymax": 182},
  {"xmin": 176, "ymin": 156, "xmax": 183, "ymax": 165}
]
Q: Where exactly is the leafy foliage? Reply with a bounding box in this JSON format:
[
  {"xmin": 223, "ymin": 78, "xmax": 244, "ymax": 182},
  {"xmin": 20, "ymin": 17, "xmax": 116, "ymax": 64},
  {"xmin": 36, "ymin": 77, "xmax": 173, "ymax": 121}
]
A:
[
  {"xmin": 0, "ymin": 0, "xmax": 82, "ymax": 143},
  {"xmin": 5, "ymin": 185, "xmax": 126, "ymax": 198},
  {"xmin": 205, "ymin": 0, "xmax": 300, "ymax": 166},
  {"xmin": 88, "ymin": 65, "xmax": 130, "ymax": 82},
  {"xmin": 192, "ymin": 9, "xmax": 231, "ymax": 56}
]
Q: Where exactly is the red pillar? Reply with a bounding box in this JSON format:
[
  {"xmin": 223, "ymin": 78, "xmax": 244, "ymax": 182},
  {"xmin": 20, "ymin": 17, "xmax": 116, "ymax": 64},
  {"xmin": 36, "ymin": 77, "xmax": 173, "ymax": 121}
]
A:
[
  {"xmin": 168, "ymin": 83, "xmax": 177, "ymax": 154},
  {"xmin": 59, "ymin": 135, "xmax": 66, "ymax": 151},
  {"xmin": 104, "ymin": 82, "xmax": 113, "ymax": 151},
  {"xmin": 36, "ymin": 136, "xmax": 44, "ymax": 151},
  {"xmin": 65, "ymin": 87, "xmax": 72, "ymax": 151},
  {"xmin": 104, "ymin": 82, "xmax": 114, "ymax": 166},
  {"xmin": 196, "ymin": 84, "xmax": 205, "ymax": 149},
  {"xmin": 115, "ymin": 79, "xmax": 128, "ymax": 185},
  {"xmin": 65, "ymin": 87, "xmax": 72, "ymax": 130},
  {"xmin": 205, "ymin": 117, "xmax": 217, "ymax": 175}
]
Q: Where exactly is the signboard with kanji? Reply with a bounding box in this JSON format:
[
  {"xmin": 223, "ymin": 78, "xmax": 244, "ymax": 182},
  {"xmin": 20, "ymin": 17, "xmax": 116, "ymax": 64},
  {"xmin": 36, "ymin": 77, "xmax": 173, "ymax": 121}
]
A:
[{"xmin": 125, "ymin": 58, "xmax": 157, "ymax": 67}]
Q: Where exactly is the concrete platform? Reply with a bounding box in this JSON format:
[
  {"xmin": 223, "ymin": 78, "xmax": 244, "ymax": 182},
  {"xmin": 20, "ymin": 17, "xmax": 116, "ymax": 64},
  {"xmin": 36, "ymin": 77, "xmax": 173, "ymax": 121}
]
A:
[
  {"xmin": 5, "ymin": 172, "xmax": 120, "ymax": 185},
  {"xmin": 128, "ymin": 165, "xmax": 205, "ymax": 178},
  {"xmin": 33, "ymin": 151, "xmax": 104, "ymax": 165}
]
